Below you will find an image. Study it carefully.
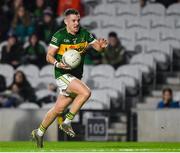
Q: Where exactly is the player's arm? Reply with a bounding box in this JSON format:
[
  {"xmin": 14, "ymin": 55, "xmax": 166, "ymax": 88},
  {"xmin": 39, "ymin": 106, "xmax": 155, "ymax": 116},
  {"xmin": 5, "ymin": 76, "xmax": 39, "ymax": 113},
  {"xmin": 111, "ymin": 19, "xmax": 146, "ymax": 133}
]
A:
[
  {"xmin": 46, "ymin": 46, "xmax": 70, "ymax": 69},
  {"xmin": 90, "ymin": 38, "xmax": 108, "ymax": 52}
]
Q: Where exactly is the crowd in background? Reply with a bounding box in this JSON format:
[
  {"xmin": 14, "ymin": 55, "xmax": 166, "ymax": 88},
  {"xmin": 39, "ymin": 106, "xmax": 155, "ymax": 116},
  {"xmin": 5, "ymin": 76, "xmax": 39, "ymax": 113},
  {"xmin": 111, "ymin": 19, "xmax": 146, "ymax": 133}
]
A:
[
  {"xmin": 1, "ymin": 0, "xmax": 180, "ymax": 108},
  {"xmin": 0, "ymin": 0, "xmax": 126, "ymax": 68}
]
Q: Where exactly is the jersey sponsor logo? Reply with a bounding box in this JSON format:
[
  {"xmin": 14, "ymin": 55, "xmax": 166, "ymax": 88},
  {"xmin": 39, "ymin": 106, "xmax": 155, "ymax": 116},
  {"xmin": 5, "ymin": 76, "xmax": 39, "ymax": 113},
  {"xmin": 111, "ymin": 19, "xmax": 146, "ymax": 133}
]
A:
[
  {"xmin": 51, "ymin": 37, "xmax": 57, "ymax": 43},
  {"xmin": 64, "ymin": 39, "xmax": 70, "ymax": 43}
]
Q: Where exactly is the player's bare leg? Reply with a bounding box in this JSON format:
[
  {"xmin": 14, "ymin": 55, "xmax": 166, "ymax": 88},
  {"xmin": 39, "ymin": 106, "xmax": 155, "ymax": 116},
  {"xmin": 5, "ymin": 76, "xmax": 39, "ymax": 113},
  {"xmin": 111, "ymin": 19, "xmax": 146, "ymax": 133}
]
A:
[
  {"xmin": 32, "ymin": 95, "xmax": 73, "ymax": 148},
  {"xmin": 60, "ymin": 79, "xmax": 91, "ymax": 137}
]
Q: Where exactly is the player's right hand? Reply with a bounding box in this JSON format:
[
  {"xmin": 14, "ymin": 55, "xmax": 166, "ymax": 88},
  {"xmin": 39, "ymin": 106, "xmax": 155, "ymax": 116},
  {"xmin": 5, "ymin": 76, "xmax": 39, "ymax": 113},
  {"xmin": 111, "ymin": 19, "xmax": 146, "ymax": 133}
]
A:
[{"xmin": 57, "ymin": 62, "xmax": 71, "ymax": 70}]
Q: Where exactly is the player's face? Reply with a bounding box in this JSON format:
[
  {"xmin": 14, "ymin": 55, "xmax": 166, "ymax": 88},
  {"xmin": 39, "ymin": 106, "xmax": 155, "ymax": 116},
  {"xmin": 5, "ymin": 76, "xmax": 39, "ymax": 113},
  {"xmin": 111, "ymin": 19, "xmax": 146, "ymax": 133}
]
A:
[{"xmin": 65, "ymin": 14, "xmax": 80, "ymax": 34}]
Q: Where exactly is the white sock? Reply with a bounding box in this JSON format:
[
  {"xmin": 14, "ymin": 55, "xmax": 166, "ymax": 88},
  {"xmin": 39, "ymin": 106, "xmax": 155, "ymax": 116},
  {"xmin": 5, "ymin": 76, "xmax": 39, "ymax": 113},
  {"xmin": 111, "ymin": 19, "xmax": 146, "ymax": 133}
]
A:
[
  {"xmin": 37, "ymin": 128, "xmax": 44, "ymax": 137},
  {"xmin": 63, "ymin": 118, "xmax": 72, "ymax": 125}
]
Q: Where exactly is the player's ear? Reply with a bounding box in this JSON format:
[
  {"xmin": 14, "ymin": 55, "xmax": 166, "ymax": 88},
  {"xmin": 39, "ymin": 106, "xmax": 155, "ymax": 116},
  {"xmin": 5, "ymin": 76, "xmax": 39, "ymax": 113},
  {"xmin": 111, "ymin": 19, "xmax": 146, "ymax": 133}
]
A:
[{"xmin": 64, "ymin": 18, "xmax": 67, "ymax": 25}]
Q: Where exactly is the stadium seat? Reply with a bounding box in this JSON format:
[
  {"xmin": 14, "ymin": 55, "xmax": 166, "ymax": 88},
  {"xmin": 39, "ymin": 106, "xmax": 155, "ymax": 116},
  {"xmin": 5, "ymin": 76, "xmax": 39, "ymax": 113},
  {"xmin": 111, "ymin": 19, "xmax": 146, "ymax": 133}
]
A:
[
  {"xmin": 131, "ymin": 64, "xmax": 151, "ymax": 76},
  {"xmin": 116, "ymin": 3, "xmax": 140, "ymax": 16},
  {"xmin": 0, "ymin": 64, "xmax": 14, "ymax": 86},
  {"xmin": 82, "ymin": 99, "xmax": 105, "ymax": 110},
  {"xmin": 35, "ymin": 89, "xmax": 56, "ymax": 101},
  {"xmin": 115, "ymin": 65, "xmax": 142, "ymax": 85},
  {"xmin": 107, "ymin": 0, "xmax": 131, "ymax": 4},
  {"xmin": 81, "ymin": 65, "xmax": 93, "ymax": 83},
  {"xmin": 42, "ymin": 103, "xmax": 55, "ymax": 109},
  {"xmin": 175, "ymin": 18, "xmax": 180, "ymax": 29},
  {"xmin": 131, "ymin": 0, "xmax": 139, "ymax": 4},
  {"xmin": 18, "ymin": 102, "xmax": 39, "ymax": 109},
  {"xmin": 117, "ymin": 29, "xmax": 135, "ymax": 43},
  {"xmin": 37, "ymin": 76, "xmax": 56, "ymax": 89},
  {"xmin": 0, "ymin": 41, "xmax": 8, "ymax": 60},
  {"xmin": 135, "ymin": 30, "xmax": 157, "ymax": 42},
  {"xmin": 89, "ymin": 89, "xmax": 111, "ymax": 109},
  {"xmin": 144, "ymin": 42, "xmax": 171, "ymax": 57},
  {"xmin": 130, "ymin": 53, "xmax": 156, "ymax": 71},
  {"xmin": 101, "ymin": 88, "xmax": 119, "ymax": 101},
  {"xmin": 91, "ymin": 77, "xmax": 126, "ymax": 101},
  {"xmin": 141, "ymin": 3, "xmax": 165, "ymax": 16},
  {"xmin": 159, "ymin": 29, "xmax": 178, "ymax": 42},
  {"xmin": 146, "ymin": 50, "xmax": 169, "ymax": 70},
  {"xmin": 93, "ymin": 4, "xmax": 115, "ymax": 16},
  {"xmin": 90, "ymin": 26, "xmax": 123, "ymax": 38},
  {"xmin": 90, "ymin": 64, "xmax": 115, "ymax": 78},
  {"xmin": 116, "ymin": 76, "xmax": 138, "ymax": 96},
  {"xmin": 128, "ymin": 63, "xmax": 153, "ymax": 84},
  {"xmin": 90, "ymin": 28, "xmax": 107, "ymax": 38},
  {"xmin": 174, "ymin": 91, "xmax": 180, "ymax": 102},
  {"xmin": 166, "ymin": 3, "xmax": 180, "ymax": 16},
  {"xmin": 81, "ymin": 15, "xmax": 100, "ymax": 29},
  {"xmin": 146, "ymin": 50, "xmax": 168, "ymax": 63},
  {"xmin": 151, "ymin": 17, "xmax": 174, "ymax": 29},
  {"xmin": 26, "ymin": 76, "xmax": 40, "ymax": 88},
  {"xmin": 100, "ymin": 16, "xmax": 124, "ymax": 29},
  {"xmin": 125, "ymin": 17, "xmax": 148, "ymax": 29},
  {"xmin": 39, "ymin": 65, "xmax": 54, "ymax": 77},
  {"xmin": 17, "ymin": 64, "xmax": 39, "ymax": 78}
]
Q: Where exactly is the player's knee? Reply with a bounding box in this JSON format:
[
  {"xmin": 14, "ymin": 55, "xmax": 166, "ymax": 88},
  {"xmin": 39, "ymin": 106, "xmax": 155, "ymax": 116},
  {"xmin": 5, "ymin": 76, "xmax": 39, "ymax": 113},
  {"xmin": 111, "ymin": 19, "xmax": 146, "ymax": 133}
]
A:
[
  {"xmin": 82, "ymin": 89, "xmax": 91, "ymax": 100},
  {"xmin": 53, "ymin": 106, "xmax": 64, "ymax": 115}
]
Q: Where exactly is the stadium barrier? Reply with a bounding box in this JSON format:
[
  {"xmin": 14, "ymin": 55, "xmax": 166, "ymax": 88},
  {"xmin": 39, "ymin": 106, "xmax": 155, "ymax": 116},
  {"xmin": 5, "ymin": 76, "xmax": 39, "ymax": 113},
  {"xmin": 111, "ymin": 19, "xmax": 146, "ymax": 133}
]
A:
[
  {"xmin": 0, "ymin": 109, "xmax": 57, "ymax": 141},
  {"xmin": 131, "ymin": 109, "xmax": 180, "ymax": 141}
]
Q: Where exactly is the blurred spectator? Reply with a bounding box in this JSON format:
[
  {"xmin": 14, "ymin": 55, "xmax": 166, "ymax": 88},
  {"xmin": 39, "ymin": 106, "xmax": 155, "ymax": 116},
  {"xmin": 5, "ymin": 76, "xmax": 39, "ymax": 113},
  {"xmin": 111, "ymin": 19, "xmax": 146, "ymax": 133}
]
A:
[
  {"xmin": 23, "ymin": 33, "xmax": 46, "ymax": 68},
  {"xmin": 57, "ymin": 0, "xmax": 85, "ymax": 17},
  {"xmin": 11, "ymin": 0, "xmax": 24, "ymax": 13},
  {"xmin": 36, "ymin": 7, "xmax": 59, "ymax": 44},
  {"xmin": 0, "ymin": 71, "xmax": 36, "ymax": 108},
  {"xmin": 5, "ymin": 0, "xmax": 24, "ymax": 20},
  {"xmin": 32, "ymin": 0, "xmax": 46, "ymax": 23},
  {"xmin": 11, "ymin": 6, "xmax": 34, "ymax": 42},
  {"xmin": 37, "ymin": 83, "xmax": 57, "ymax": 106},
  {"xmin": 157, "ymin": 88, "xmax": 179, "ymax": 108},
  {"xmin": 48, "ymin": 83, "xmax": 57, "ymax": 92},
  {"xmin": 1, "ymin": 34, "xmax": 23, "ymax": 68},
  {"xmin": 0, "ymin": 8, "xmax": 11, "ymax": 42},
  {"xmin": 102, "ymin": 32, "xmax": 125, "ymax": 69},
  {"xmin": 0, "ymin": 75, "xmax": 6, "ymax": 92}
]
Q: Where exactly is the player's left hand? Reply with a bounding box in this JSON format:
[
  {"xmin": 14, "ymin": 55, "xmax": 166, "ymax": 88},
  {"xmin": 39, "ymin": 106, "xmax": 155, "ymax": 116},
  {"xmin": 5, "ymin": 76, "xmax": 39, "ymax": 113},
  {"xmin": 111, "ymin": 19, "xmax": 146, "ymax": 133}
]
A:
[{"xmin": 98, "ymin": 38, "xmax": 108, "ymax": 48}]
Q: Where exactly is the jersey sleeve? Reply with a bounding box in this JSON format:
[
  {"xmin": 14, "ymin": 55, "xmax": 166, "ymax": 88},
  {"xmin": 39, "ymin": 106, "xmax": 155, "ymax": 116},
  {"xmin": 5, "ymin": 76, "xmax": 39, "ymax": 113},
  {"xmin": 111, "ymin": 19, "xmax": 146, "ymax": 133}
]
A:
[
  {"xmin": 49, "ymin": 31, "xmax": 61, "ymax": 49},
  {"xmin": 85, "ymin": 30, "xmax": 96, "ymax": 44}
]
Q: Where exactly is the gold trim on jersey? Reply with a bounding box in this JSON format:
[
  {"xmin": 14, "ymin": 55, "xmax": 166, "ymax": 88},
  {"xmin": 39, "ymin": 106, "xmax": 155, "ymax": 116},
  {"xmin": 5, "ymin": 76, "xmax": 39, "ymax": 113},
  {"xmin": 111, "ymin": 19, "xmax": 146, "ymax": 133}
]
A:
[{"xmin": 57, "ymin": 42, "xmax": 88, "ymax": 55}]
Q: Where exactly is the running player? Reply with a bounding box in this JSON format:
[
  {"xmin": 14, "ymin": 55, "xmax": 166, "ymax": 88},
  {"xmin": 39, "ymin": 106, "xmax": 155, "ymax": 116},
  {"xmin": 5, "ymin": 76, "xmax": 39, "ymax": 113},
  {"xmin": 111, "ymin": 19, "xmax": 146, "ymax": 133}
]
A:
[{"xmin": 31, "ymin": 8, "xmax": 108, "ymax": 148}]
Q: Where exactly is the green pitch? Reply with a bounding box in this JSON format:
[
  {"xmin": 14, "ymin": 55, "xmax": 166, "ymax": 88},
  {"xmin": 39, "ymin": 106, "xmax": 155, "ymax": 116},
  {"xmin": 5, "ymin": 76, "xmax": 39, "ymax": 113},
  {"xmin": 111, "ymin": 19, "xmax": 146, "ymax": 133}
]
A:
[{"xmin": 0, "ymin": 141, "xmax": 180, "ymax": 152}]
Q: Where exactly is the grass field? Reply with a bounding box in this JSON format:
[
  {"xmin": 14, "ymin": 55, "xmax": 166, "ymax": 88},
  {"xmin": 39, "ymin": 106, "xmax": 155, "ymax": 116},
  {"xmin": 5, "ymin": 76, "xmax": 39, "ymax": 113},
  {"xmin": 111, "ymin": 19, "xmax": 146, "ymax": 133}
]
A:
[{"xmin": 0, "ymin": 142, "xmax": 180, "ymax": 152}]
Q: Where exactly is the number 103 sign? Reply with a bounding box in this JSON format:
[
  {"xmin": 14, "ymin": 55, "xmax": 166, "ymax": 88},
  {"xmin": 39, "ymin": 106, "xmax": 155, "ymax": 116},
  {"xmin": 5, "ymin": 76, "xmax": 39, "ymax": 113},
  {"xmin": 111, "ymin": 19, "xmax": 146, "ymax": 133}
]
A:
[{"xmin": 85, "ymin": 117, "xmax": 108, "ymax": 141}]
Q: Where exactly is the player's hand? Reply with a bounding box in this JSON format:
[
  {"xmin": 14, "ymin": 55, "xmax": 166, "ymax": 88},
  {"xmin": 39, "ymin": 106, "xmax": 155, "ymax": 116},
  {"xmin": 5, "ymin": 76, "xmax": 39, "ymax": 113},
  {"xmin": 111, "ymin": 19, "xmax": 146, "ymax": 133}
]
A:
[
  {"xmin": 98, "ymin": 38, "xmax": 108, "ymax": 48},
  {"xmin": 56, "ymin": 61, "xmax": 71, "ymax": 70}
]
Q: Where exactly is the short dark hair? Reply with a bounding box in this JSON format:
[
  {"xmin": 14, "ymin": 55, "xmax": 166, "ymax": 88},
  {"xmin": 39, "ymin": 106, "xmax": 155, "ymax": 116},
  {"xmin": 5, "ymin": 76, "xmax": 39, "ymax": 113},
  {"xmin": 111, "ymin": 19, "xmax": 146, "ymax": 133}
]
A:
[
  {"xmin": 162, "ymin": 88, "xmax": 172, "ymax": 95},
  {"xmin": 108, "ymin": 31, "xmax": 117, "ymax": 38},
  {"xmin": 64, "ymin": 9, "xmax": 79, "ymax": 17}
]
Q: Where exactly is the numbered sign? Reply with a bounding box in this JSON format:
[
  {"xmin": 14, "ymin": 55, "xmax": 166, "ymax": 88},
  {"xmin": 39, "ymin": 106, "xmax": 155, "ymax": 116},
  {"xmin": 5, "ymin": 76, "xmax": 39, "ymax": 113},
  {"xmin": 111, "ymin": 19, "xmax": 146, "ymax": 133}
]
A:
[{"xmin": 85, "ymin": 117, "xmax": 108, "ymax": 141}]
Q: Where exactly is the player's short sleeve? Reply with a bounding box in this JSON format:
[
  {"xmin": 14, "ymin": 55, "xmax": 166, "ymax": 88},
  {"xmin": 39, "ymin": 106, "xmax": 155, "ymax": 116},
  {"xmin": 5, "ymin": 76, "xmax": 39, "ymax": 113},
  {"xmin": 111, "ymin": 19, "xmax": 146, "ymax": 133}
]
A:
[
  {"xmin": 49, "ymin": 31, "xmax": 61, "ymax": 49},
  {"xmin": 85, "ymin": 30, "xmax": 96, "ymax": 44}
]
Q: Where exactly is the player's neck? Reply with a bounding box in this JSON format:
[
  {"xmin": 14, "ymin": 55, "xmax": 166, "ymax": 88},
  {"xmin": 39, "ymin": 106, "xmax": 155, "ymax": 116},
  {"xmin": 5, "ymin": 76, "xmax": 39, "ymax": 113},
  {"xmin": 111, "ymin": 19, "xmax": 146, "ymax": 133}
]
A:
[{"xmin": 66, "ymin": 27, "xmax": 76, "ymax": 35}]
